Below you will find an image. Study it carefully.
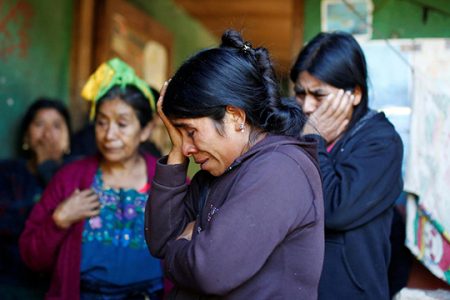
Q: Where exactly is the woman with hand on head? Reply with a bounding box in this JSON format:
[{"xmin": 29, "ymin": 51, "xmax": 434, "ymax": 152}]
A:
[
  {"xmin": 0, "ymin": 98, "xmax": 72, "ymax": 299},
  {"xmin": 290, "ymin": 31, "xmax": 403, "ymax": 299},
  {"xmin": 20, "ymin": 58, "xmax": 164, "ymax": 300},
  {"xmin": 146, "ymin": 29, "xmax": 324, "ymax": 300}
]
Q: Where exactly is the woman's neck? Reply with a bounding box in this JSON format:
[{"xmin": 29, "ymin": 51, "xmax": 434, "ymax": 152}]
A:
[
  {"xmin": 100, "ymin": 153, "xmax": 148, "ymax": 190},
  {"xmin": 241, "ymin": 130, "xmax": 267, "ymax": 156}
]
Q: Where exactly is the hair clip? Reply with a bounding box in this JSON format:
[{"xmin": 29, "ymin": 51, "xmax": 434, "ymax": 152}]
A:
[{"xmin": 241, "ymin": 42, "xmax": 252, "ymax": 53}]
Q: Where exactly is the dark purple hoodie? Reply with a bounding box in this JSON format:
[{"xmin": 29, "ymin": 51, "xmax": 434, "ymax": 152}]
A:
[{"xmin": 146, "ymin": 135, "xmax": 324, "ymax": 299}]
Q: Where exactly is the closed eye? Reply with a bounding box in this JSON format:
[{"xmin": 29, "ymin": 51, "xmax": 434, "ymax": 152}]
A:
[
  {"xmin": 314, "ymin": 93, "xmax": 328, "ymax": 99},
  {"xmin": 294, "ymin": 86, "xmax": 305, "ymax": 96}
]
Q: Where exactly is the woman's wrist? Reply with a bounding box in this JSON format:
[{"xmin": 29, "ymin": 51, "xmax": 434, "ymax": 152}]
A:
[
  {"xmin": 167, "ymin": 149, "xmax": 186, "ymax": 165},
  {"xmin": 52, "ymin": 208, "xmax": 71, "ymax": 229}
]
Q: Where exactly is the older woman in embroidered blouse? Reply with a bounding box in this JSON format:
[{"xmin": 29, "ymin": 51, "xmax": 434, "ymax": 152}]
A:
[{"xmin": 19, "ymin": 58, "xmax": 164, "ymax": 300}]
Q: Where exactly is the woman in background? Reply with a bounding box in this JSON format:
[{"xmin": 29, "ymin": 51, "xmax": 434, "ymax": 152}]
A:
[
  {"xmin": 0, "ymin": 98, "xmax": 72, "ymax": 299},
  {"xmin": 20, "ymin": 58, "xmax": 164, "ymax": 300},
  {"xmin": 290, "ymin": 31, "xmax": 403, "ymax": 299}
]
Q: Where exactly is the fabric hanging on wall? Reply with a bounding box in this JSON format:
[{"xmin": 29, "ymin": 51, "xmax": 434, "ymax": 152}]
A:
[{"xmin": 404, "ymin": 38, "xmax": 450, "ymax": 285}]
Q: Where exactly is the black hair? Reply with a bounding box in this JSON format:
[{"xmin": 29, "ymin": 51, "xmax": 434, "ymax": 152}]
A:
[
  {"xmin": 163, "ymin": 29, "xmax": 306, "ymax": 138},
  {"xmin": 290, "ymin": 31, "xmax": 369, "ymax": 128},
  {"xmin": 149, "ymin": 86, "xmax": 160, "ymax": 106},
  {"xmin": 95, "ymin": 84, "xmax": 154, "ymax": 127},
  {"xmin": 18, "ymin": 97, "xmax": 72, "ymax": 157}
]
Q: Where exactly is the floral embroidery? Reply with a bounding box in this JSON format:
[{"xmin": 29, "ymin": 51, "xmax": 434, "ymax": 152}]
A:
[{"xmin": 82, "ymin": 169, "xmax": 148, "ymax": 249}]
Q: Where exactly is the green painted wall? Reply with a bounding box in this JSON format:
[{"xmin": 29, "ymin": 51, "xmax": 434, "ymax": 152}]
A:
[
  {"xmin": 0, "ymin": 0, "xmax": 216, "ymax": 159},
  {"xmin": 130, "ymin": 0, "xmax": 218, "ymax": 69},
  {"xmin": 304, "ymin": 0, "xmax": 450, "ymax": 42},
  {"xmin": 0, "ymin": 0, "xmax": 73, "ymax": 158}
]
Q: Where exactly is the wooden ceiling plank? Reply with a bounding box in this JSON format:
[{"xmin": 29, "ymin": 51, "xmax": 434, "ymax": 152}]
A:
[{"xmin": 175, "ymin": 0, "xmax": 291, "ymax": 16}]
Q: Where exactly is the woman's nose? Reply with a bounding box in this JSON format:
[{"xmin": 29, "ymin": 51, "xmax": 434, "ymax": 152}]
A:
[
  {"xmin": 105, "ymin": 124, "xmax": 118, "ymax": 139},
  {"xmin": 43, "ymin": 125, "xmax": 55, "ymax": 139},
  {"xmin": 303, "ymin": 95, "xmax": 318, "ymax": 115},
  {"xmin": 182, "ymin": 139, "xmax": 198, "ymax": 157}
]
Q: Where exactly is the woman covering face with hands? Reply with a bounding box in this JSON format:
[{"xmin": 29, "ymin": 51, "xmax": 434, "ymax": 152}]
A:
[
  {"xmin": 295, "ymin": 75, "xmax": 359, "ymax": 145},
  {"xmin": 20, "ymin": 58, "xmax": 164, "ymax": 300},
  {"xmin": 146, "ymin": 29, "xmax": 324, "ymax": 300},
  {"xmin": 290, "ymin": 31, "xmax": 404, "ymax": 299}
]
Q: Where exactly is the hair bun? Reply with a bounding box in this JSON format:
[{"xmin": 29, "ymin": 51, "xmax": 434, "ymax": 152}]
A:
[
  {"xmin": 220, "ymin": 29, "xmax": 256, "ymax": 56},
  {"xmin": 220, "ymin": 29, "xmax": 244, "ymax": 48}
]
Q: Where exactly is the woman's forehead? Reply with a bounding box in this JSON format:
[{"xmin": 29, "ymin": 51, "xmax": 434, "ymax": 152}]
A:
[
  {"xmin": 97, "ymin": 98, "xmax": 135, "ymax": 115},
  {"xmin": 172, "ymin": 117, "xmax": 211, "ymax": 129},
  {"xmin": 34, "ymin": 108, "xmax": 64, "ymax": 121}
]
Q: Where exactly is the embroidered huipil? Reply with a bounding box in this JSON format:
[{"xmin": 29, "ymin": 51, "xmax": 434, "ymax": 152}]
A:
[
  {"xmin": 19, "ymin": 154, "xmax": 162, "ymax": 300},
  {"xmin": 80, "ymin": 170, "xmax": 163, "ymax": 293}
]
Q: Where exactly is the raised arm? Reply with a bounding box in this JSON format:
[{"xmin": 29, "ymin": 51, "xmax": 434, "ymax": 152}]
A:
[{"xmin": 145, "ymin": 158, "xmax": 205, "ymax": 258}]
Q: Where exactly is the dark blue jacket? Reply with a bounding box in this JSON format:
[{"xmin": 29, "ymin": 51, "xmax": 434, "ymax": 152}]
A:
[
  {"xmin": 0, "ymin": 158, "xmax": 71, "ymax": 295},
  {"xmin": 309, "ymin": 111, "xmax": 403, "ymax": 300}
]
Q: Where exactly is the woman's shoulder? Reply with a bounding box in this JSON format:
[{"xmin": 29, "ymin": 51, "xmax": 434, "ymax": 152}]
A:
[
  {"xmin": 0, "ymin": 160, "xmax": 32, "ymax": 193},
  {"xmin": 351, "ymin": 111, "xmax": 402, "ymax": 142},
  {"xmin": 0, "ymin": 158, "xmax": 30, "ymax": 178},
  {"xmin": 0, "ymin": 158, "xmax": 26, "ymax": 169},
  {"xmin": 266, "ymin": 135, "xmax": 318, "ymax": 165},
  {"xmin": 142, "ymin": 152, "xmax": 159, "ymax": 165},
  {"xmin": 247, "ymin": 136, "xmax": 320, "ymax": 177},
  {"xmin": 142, "ymin": 152, "xmax": 159, "ymax": 179},
  {"xmin": 54, "ymin": 155, "xmax": 99, "ymax": 179}
]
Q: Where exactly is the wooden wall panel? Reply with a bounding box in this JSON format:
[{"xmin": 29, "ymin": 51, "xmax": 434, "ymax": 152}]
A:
[{"xmin": 175, "ymin": 0, "xmax": 303, "ymax": 74}]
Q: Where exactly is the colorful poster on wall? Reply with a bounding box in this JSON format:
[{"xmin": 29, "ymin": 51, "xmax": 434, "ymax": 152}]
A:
[
  {"xmin": 321, "ymin": 0, "xmax": 373, "ymax": 40},
  {"xmin": 404, "ymin": 39, "xmax": 450, "ymax": 284}
]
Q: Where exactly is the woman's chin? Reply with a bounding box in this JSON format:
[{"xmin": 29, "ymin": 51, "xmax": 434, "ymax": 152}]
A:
[
  {"xmin": 205, "ymin": 166, "xmax": 226, "ymax": 177},
  {"xmin": 100, "ymin": 151, "xmax": 127, "ymax": 163}
]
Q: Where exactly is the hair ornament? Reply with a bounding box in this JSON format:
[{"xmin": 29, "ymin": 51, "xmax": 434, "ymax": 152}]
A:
[
  {"xmin": 241, "ymin": 42, "xmax": 252, "ymax": 54},
  {"xmin": 81, "ymin": 57, "xmax": 155, "ymax": 119}
]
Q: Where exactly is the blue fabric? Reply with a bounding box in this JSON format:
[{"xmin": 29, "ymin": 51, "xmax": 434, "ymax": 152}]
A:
[
  {"xmin": 309, "ymin": 111, "xmax": 404, "ymax": 300},
  {"xmin": 0, "ymin": 157, "xmax": 73, "ymax": 296},
  {"xmin": 81, "ymin": 169, "xmax": 163, "ymax": 293},
  {"xmin": 0, "ymin": 159, "xmax": 46, "ymax": 290}
]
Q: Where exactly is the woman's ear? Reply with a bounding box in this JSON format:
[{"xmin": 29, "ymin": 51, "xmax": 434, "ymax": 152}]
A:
[
  {"xmin": 225, "ymin": 106, "xmax": 246, "ymax": 131},
  {"xmin": 139, "ymin": 122, "xmax": 153, "ymax": 143},
  {"xmin": 352, "ymin": 86, "xmax": 362, "ymax": 106}
]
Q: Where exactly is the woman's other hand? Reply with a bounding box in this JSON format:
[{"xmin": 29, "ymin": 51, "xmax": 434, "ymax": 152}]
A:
[
  {"xmin": 303, "ymin": 89, "xmax": 354, "ymax": 144},
  {"xmin": 176, "ymin": 221, "xmax": 196, "ymax": 241},
  {"xmin": 52, "ymin": 189, "xmax": 100, "ymax": 229},
  {"xmin": 157, "ymin": 81, "xmax": 185, "ymax": 164}
]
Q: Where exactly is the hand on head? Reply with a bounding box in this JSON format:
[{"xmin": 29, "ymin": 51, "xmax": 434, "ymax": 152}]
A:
[
  {"xmin": 157, "ymin": 80, "xmax": 186, "ymax": 165},
  {"xmin": 302, "ymin": 90, "xmax": 354, "ymax": 144},
  {"xmin": 52, "ymin": 189, "xmax": 100, "ymax": 229}
]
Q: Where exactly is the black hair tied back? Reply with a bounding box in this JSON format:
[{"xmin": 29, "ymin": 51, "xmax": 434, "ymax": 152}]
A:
[
  {"xmin": 163, "ymin": 29, "xmax": 306, "ymax": 138},
  {"xmin": 221, "ymin": 29, "xmax": 306, "ymax": 137}
]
